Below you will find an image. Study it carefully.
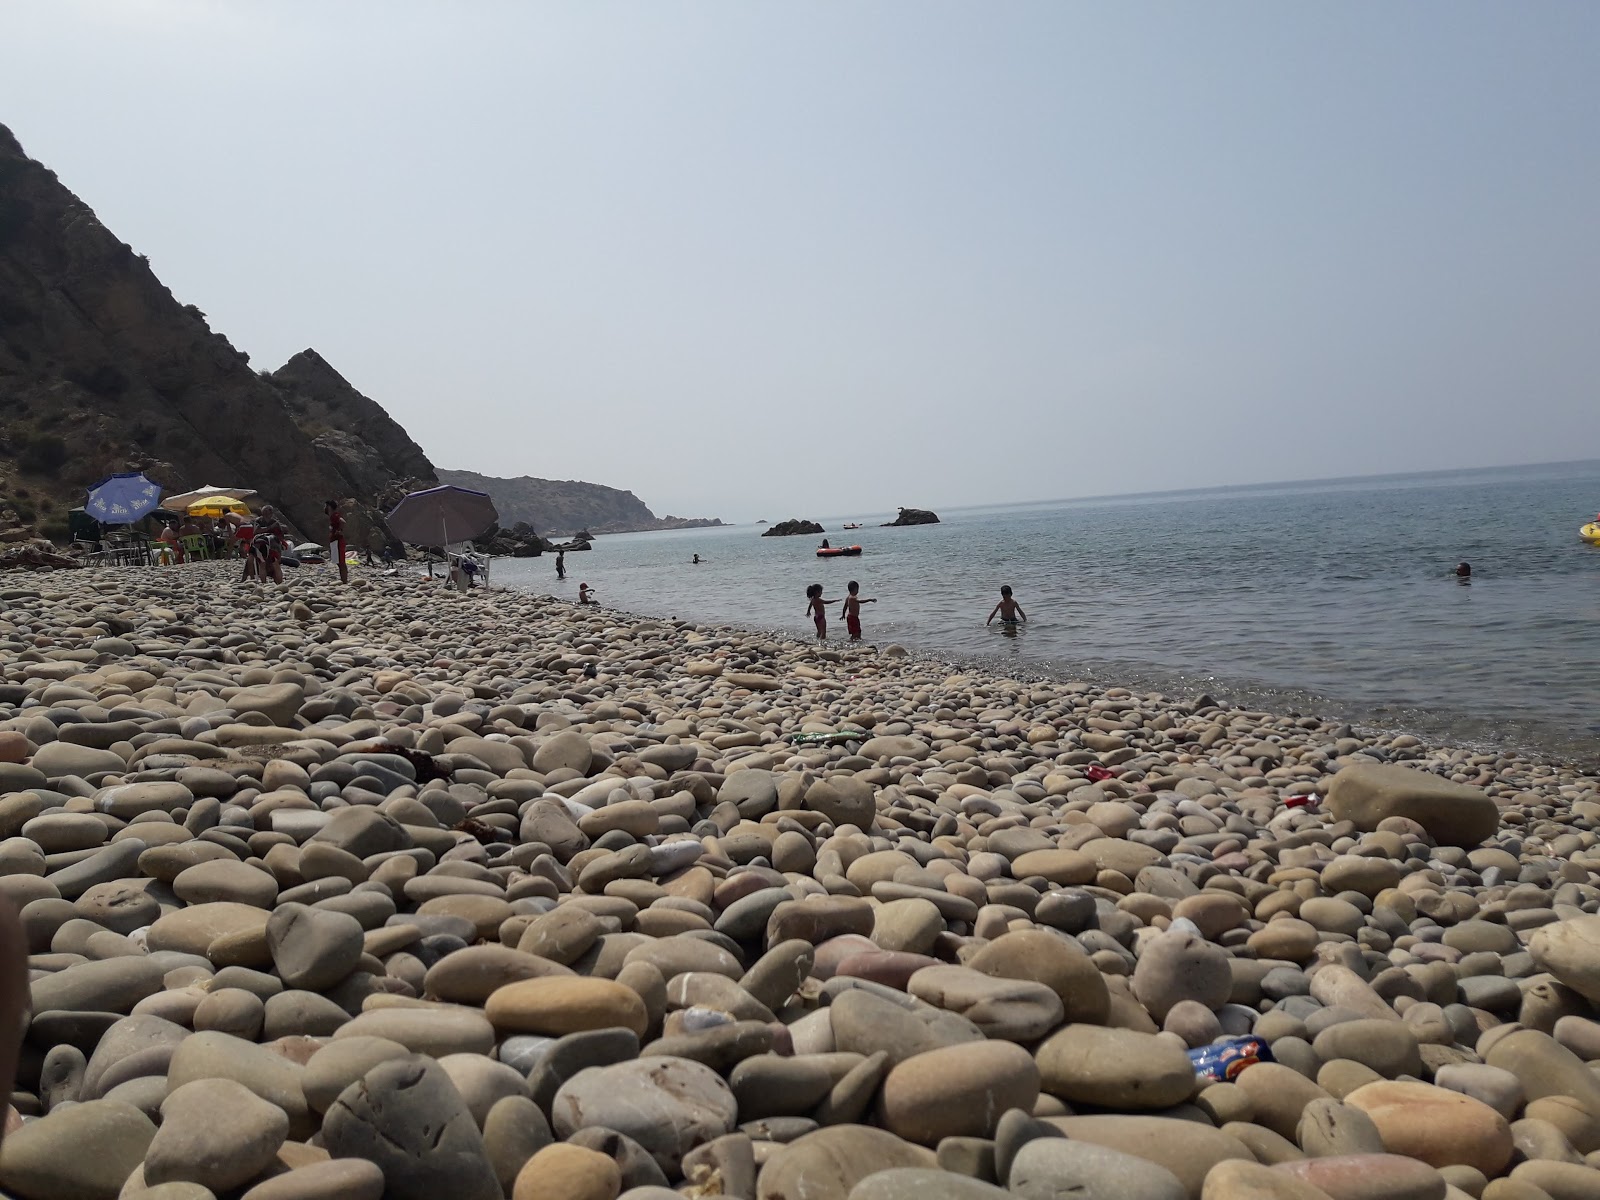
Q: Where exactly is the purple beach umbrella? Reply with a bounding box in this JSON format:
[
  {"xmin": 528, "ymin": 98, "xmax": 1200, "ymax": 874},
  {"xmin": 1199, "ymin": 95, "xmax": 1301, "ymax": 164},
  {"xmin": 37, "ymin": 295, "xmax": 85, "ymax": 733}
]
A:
[{"xmin": 386, "ymin": 484, "xmax": 498, "ymax": 548}]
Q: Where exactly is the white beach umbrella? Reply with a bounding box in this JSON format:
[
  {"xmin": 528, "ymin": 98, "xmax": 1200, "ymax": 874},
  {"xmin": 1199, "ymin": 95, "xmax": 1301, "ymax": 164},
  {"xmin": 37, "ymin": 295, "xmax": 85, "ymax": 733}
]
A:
[{"xmin": 162, "ymin": 484, "xmax": 259, "ymax": 511}]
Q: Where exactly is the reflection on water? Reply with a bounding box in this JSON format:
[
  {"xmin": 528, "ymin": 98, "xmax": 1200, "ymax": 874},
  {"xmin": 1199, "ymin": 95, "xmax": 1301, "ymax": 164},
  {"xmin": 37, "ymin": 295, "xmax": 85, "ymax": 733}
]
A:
[{"xmin": 493, "ymin": 461, "xmax": 1600, "ymax": 763}]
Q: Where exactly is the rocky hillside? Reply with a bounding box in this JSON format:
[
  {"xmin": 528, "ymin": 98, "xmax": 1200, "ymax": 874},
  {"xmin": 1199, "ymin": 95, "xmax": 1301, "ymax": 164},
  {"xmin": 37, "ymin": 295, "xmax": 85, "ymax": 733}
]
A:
[
  {"xmin": 437, "ymin": 468, "xmax": 723, "ymax": 537},
  {"xmin": 0, "ymin": 124, "xmax": 427, "ymax": 547},
  {"xmin": 266, "ymin": 349, "xmax": 437, "ymax": 501}
]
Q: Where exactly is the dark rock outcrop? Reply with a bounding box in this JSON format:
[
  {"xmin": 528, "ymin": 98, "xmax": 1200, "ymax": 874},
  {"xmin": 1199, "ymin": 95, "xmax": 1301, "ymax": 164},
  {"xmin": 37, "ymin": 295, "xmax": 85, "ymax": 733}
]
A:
[
  {"xmin": 762, "ymin": 520, "xmax": 825, "ymax": 537},
  {"xmin": 268, "ymin": 349, "xmax": 438, "ymax": 498},
  {"xmin": 472, "ymin": 521, "xmax": 545, "ymax": 557},
  {"xmin": 882, "ymin": 508, "xmax": 940, "ymax": 527},
  {"xmin": 438, "ymin": 468, "xmax": 722, "ymax": 537}
]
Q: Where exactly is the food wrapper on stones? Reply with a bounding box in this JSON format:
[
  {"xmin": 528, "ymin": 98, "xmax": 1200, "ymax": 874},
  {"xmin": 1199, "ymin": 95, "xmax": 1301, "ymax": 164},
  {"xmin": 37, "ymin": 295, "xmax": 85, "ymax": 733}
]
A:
[{"xmin": 1188, "ymin": 1036, "xmax": 1273, "ymax": 1082}]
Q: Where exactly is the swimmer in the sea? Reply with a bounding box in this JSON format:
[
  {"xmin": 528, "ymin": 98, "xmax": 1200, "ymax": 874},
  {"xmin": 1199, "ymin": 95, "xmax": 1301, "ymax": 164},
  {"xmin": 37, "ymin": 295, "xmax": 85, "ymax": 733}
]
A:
[{"xmin": 986, "ymin": 584, "xmax": 1026, "ymax": 627}]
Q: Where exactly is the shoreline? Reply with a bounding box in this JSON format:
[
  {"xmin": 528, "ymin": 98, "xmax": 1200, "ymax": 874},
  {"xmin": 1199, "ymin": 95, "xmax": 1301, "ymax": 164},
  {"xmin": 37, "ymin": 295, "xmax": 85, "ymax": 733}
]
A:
[{"xmin": 490, "ymin": 573, "xmax": 1600, "ymax": 777}]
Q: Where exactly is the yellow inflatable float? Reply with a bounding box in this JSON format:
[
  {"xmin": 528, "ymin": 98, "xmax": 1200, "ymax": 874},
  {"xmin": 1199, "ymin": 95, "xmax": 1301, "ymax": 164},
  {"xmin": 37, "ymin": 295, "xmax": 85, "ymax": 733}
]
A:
[{"xmin": 1582, "ymin": 523, "xmax": 1600, "ymax": 545}]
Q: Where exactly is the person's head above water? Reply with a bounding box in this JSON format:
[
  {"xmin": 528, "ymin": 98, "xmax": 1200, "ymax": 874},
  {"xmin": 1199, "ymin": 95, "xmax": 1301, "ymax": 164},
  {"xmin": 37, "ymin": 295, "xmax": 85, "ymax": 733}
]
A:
[
  {"xmin": 847, "ymin": 580, "xmax": 859, "ymax": 595},
  {"xmin": 1000, "ymin": 584, "xmax": 1013, "ymax": 597},
  {"xmin": 1455, "ymin": 562, "xmax": 1471, "ymax": 577},
  {"xmin": 806, "ymin": 583, "xmax": 822, "ymax": 598}
]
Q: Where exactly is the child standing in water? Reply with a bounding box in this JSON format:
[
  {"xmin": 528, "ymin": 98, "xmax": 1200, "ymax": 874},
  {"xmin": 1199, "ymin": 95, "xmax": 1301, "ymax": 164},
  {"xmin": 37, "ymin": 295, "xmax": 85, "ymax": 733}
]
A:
[
  {"xmin": 841, "ymin": 580, "xmax": 876, "ymax": 642},
  {"xmin": 986, "ymin": 584, "xmax": 1026, "ymax": 627},
  {"xmin": 805, "ymin": 583, "xmax": 838, "ymax": 640}
]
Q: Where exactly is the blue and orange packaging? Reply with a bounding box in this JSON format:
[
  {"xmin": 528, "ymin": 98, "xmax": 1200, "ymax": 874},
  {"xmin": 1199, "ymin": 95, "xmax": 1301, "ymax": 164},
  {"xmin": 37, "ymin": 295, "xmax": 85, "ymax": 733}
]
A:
[{"xmin": 1188, "ymin": 1036, "xmax": 1273, "ymax": 1082}]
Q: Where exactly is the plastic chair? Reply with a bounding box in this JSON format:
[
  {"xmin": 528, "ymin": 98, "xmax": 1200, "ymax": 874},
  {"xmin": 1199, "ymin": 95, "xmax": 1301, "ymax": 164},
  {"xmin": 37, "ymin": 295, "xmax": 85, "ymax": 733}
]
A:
[{"xmin": 180, "ymin": 534, "xmax": 210, "ymax": 561}]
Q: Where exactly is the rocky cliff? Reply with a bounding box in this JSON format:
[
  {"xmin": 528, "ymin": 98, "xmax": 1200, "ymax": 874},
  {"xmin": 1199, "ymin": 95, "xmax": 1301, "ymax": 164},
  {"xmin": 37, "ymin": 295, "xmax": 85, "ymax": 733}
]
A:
[
  {"xmin": 267, "ymin": 349, "xmax": 438, "ymax": 500},
  {"xmin": 437, "ymin": 468, "xmax": 723, "ymax": 537},
  {"xmin": 0, "ymin": 124, "xmax": 420, "ymax": 547}
]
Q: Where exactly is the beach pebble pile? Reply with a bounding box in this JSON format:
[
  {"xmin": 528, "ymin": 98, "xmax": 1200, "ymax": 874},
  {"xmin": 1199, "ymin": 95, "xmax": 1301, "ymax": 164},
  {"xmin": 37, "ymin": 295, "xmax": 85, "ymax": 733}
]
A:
[{"xmin": 0, "ymin": 566, "xmax": 1598, "ymax": 1200}]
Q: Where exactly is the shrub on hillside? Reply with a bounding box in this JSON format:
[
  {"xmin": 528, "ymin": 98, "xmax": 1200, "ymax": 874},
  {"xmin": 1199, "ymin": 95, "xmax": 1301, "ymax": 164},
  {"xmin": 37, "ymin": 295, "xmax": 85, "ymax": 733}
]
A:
[{"xmin": 17, "ymin": 433, "xmax": 67, "ymax": 475}]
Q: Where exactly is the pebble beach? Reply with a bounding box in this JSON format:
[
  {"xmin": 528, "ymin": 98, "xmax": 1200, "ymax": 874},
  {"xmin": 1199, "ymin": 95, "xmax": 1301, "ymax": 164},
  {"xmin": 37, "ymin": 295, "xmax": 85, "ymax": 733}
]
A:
[{"xmin": 2, "ymin": 565, "xmax": 1600, "ymax": 1200}]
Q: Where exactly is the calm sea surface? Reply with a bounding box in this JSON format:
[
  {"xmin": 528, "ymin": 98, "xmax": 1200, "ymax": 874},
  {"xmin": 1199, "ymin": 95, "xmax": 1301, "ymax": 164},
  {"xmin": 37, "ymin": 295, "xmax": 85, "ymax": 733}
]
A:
[{"xmin": 490, "ymin": 462, "xmax": 1600, "ymax": 765}]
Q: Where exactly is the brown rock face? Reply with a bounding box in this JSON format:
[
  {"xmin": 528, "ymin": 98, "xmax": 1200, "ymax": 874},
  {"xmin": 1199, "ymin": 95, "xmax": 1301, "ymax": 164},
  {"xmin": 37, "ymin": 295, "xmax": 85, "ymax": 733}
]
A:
[{"xmin": 0, "ymin": 123, "xmax": 431, "ymax": 544}]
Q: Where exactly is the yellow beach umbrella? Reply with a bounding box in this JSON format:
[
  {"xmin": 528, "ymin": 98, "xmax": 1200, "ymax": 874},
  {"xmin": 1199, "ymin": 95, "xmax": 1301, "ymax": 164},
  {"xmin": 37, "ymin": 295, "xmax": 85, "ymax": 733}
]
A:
[{"xmin": 187, "ymin": 498, "xmax": 251, "ymax": 518}]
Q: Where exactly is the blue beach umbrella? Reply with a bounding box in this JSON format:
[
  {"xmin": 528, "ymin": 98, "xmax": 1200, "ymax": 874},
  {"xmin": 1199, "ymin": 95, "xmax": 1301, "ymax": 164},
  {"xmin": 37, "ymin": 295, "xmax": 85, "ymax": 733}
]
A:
[{"xmin": 85, "ymin": 472, "xmax": 163, "ymax": 525}]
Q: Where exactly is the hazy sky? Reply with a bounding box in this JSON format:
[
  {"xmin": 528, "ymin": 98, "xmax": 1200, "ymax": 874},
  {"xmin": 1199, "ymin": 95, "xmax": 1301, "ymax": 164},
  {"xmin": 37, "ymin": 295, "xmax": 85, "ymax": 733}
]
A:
[{"xmin": 6, "ymin": 2, "xmax": 1598, "ymax": 522}]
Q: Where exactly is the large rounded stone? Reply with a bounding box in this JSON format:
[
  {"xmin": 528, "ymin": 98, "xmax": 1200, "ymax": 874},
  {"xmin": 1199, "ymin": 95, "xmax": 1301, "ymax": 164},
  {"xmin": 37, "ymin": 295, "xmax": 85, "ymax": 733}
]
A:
[
  {"xmin": 1202, "ymin": 1159, "xmax": 1343, "ymax": 1199},
  {"xmin": 829, "ymin": 986, "xmax": 986, "ymax": 1066},
  {"xmin": 1485, "ymin": 1029, "xmax": 1600, "ymax": 1119},
  {"xmin": 552, "ymin": 1056, "xmax": 737, "ymax": 1175},
  {"xmin": 148, "ymin": 901, "xmax": 271, "ymax": 958},
  {"xmin": 880, "ymin": 1041, "xmax": 1040, "ymax": 1144},
  {"xmin": 1009, "ymin": 1137, "xmax": 1187, "ymax": 1200},
  {"xmin": 1345, "ymin": 1080, "xmax": 1513, "ymax": 1176},
  {"xmin": 302, "ymin": 1037, "xmax": 412, "ymax": 1114},
  {"xmin": 847, "ymin": 1169, "xmax": 1012, "ymax": 1199},
  {"xmin": 756, "ymin": 1125, "xmax": 936, "ymax": 1200},
  {"xmin": 29, "ymin": 956, "xmax": 164, "ymax": 1015},
  {"xmin": 31, "ymin": 741, "xmax": 126, "ymax": 779},
  {"xmin": 1133, "ymin": 929, "xmax": 1232, "ymax": 1023},
  {"xmin": 1312, "ymin": 1021, "xmax": 1423, "ymax": 1079},
  {"xmin": 173, "ymin": 859, "xmax": 279, "ymax": 908},
  {"xmin": 512, "ymin": 1143, "xmax": 619, "ymax": 1200},
  {"xmin": 965, "ymin": 929, "xmax": 1110, "ymax": 1025},
  {"xmin": 1035, "ymin": 1025, "xmax": 1195, "ymax": 1109},
  {"xmin": 485, "ymin": 976, "xmax": 648, "ymax": 1038},
  {"xmin": 1274, "ymin": 1154, "xmax": 1448, "ymax": 1200},
  {"xmin": 0, "ymin": 1099, "xmax": 155, "ymax": 1200},
  {"xmin": 1324, "ymin": 764, "xmax": 1497, "ymax": 847},
  {"xmin": 144, "ymin": 1077, "xmax": 289, "ymax": 1193},
  {"xmin": 1530, "ymin": 916, "xmax": 1600, "ymax": 1004},
  {"xmin": 907, "ymin": 965, "xmax": 1063, "ymax": 1041},
  {"xmin": 1044, "ymin": 1115, "xmax": 1254, "ymax": 1200},
  {"xmin": 265, "ymin": 903, "xmax": 366, "ymax": 991},
  {"xmin": 166, "ymin": 1031, "xmax": 313, "ymax": 1140},
  {"xmin": 238, "ymin": 1159, "xmax": 386, "ymax": 1200},
  {"xmin": 321, "ymin": 1056, "xmax": 501, "ymax": 1200}
]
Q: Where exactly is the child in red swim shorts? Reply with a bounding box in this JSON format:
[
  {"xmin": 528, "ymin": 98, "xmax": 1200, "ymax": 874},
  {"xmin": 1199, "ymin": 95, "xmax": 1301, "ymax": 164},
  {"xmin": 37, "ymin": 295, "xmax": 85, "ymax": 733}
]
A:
[{"xmin": 841, "ymin": 580, "xmax": 876, "ymax": 641}]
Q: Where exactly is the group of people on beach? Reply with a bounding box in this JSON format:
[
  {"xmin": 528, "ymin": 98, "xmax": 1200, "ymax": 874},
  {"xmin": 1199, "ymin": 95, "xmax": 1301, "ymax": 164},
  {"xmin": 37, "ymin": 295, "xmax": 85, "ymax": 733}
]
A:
[{"xmin": 802, "ymin": 581, "xmax": 1027, "ymax": 643}]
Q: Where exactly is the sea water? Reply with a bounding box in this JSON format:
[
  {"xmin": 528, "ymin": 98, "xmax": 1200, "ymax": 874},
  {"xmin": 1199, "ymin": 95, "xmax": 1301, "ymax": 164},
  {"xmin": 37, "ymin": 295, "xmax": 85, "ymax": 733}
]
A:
[{"xmin": 493, "ymin": 460, "xmax": 1600, "ymax": 764}]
